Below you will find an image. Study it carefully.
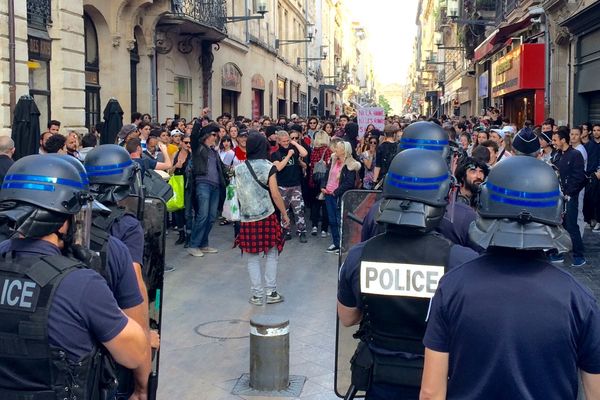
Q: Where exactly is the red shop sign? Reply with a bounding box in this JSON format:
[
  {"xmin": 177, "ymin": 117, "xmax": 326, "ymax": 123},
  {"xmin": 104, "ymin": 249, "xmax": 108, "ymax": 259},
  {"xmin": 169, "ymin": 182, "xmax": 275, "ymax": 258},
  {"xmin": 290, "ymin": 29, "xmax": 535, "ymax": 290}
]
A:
[{"xmin": 491, "ymin": 43, "xmax": 544, "ymax": 97}]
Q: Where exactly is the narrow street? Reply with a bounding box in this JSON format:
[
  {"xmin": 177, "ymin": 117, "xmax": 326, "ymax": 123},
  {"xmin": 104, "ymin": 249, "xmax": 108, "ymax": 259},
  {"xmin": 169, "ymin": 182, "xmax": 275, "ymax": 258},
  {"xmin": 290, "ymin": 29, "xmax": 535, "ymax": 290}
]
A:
[{"xmin": 158, "ymin": 220, "xmax": 600, "ymax": 399}]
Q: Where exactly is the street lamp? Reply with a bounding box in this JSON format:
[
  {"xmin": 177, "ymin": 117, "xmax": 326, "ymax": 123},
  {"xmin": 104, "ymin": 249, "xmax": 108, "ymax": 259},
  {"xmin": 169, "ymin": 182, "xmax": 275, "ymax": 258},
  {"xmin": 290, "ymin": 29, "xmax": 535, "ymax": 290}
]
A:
[
  {"xmin": 446, "ymin": 0, "xmax": 497, "ymax": 26},
  {"xmin": 297, "ymin": 46, "xmax": 327, "ymax": 66},
  {"xmin": 224, "ymin": 0, "xmax": 268, "ymax": 23},
  {"xmin": 275, "ymin": 24, "xmax": 314, "ymax": 49},
  {"xmin": 426, "ymin": 60, "xmax": 457, "ymax": 70}
]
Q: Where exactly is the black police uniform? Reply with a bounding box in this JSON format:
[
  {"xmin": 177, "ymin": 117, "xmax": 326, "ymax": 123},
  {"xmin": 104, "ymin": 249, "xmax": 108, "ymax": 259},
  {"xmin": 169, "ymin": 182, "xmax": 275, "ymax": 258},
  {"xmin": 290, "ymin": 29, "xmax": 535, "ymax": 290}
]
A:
[
  {"xmin": 338, "ymin": 149, "xmax": 478, "ymax": 400},
  {"xmin": 0, "ymin": 155, "xmax": 130, "ymax": 399},
  {"xmin": 0, "ymin": 239, "xmax": 129, "ymax": 399},
  {"xmin": 361, "ymin": 199, "xmax": 481, "ymax": 252},
  {"xmin": 423, "ymin": 156, "xmax": 600, "ymax": 399}
]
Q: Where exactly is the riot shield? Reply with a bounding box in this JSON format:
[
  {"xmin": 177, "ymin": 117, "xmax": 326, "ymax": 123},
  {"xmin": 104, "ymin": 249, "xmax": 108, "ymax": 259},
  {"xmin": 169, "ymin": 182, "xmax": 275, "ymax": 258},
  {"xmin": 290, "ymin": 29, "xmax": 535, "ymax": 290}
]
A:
[
  {"xmin": 335, "ymin": 189, "xmax": 381, "ymax": 399},
  {"xmin": 141, "ymin": 195, "xmax": 167, "ymax": 400}
]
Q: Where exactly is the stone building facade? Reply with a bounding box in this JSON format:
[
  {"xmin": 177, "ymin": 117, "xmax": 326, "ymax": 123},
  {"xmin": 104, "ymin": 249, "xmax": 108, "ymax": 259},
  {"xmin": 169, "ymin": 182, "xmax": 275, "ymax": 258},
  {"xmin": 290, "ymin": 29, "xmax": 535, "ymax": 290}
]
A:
[{"xmin": 1, "ymin": 0, "xmax": 375, "ymax": 137}]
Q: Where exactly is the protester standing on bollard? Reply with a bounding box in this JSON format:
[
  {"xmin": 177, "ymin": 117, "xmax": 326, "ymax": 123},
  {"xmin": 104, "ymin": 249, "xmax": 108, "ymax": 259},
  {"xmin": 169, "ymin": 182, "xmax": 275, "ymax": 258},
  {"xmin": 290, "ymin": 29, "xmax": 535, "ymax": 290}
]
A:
[{"xmin": 234, "ymin": 132, "xmax": 290, "ymax": 305}]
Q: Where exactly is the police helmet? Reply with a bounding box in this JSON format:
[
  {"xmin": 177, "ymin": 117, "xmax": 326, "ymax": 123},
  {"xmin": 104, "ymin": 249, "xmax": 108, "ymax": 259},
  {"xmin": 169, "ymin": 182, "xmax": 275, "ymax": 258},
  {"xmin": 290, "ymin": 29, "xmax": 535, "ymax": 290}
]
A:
[
  {"xmin": 47, "ymin": 154, "xmax": 89, "ymax": 191},
  {"xmin": 0, "ymin": 155, "xmax": 91, "ymax": 238},
  {"xmin": 399, "ymin": 121, "xmax": 452, "ymax": 162},
  {"xmin": 84, "ymin": 144, "xmax": 140, "ymax": 204},
  {"xmin": 84, "ymin": 144, "xmax": 138, "ymax": 186},
  {"xmin": 469, "ymin": 156, "xmax": 571, "ymax": 251},
  {"xmin": 377, "ymin": 148, "xmax": 451, "ymax": 232}
]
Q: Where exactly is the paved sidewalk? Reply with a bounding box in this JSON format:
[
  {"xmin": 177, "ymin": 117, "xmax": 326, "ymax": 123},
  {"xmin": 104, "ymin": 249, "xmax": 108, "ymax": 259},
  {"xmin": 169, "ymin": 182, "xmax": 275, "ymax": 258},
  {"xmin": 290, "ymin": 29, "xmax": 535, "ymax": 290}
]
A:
[
  {"xmin": 157, "ymin": 223, "xmax": 600, "ymax": 399},
  {"xmin": 158, "ymin": 223, "xmax": 342, "ymax": 400}
]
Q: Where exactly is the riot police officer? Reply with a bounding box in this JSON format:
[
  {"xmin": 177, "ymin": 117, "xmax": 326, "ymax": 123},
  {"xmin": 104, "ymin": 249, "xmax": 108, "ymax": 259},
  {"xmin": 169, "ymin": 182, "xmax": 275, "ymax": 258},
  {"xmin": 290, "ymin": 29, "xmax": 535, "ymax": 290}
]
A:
[
  {"xmin": 337, "ymin": 149, "xmax": 478, "ymax": 399},
  {"xmin": 83, "ymin": 144, "xmax": 153, "ymax": 399},
  {"xmin": 361, "ymin": 121, "xmax": 481, "ymax": 252},
  {"xmin": 421, "ymin": 156, "xmax": 600, "ymax": 399},
  {"xmin": 0, "ymin": 155, "xmax": 148, "ymax": 398}
]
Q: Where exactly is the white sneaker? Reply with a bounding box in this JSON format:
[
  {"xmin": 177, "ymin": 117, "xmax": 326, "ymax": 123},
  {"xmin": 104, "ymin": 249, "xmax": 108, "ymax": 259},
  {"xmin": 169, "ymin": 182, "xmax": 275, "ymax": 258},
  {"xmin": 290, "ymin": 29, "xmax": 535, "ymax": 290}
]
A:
[
  {"xmin": 593, "ymin": 223, "xmax": 600, "ymax": 232},
  {"xmin": 321, "ymin": 230, "xmax": 327, "ymax": 238},
  {"xmin": 311, "ymin": 227, "xmax": 318, "ymax": 236},
  {"xmin": 187, "ymin": 248, "xmax": 204, "ymax": 257},
  {"xmin": 326, "ymin": 244, "xmax": 340, "ymax": 253},
  {"xmin": 200, "ymin": 247, "xmax": 218, "ymax": 253}
]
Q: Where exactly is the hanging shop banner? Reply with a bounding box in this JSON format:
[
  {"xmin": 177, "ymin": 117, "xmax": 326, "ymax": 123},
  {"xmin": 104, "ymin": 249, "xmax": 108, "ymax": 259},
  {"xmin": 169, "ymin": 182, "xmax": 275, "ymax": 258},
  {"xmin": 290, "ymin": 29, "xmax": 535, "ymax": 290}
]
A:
[{"xmin": 357, "ymin": 107, "xmax": 385, "ymax": 138}]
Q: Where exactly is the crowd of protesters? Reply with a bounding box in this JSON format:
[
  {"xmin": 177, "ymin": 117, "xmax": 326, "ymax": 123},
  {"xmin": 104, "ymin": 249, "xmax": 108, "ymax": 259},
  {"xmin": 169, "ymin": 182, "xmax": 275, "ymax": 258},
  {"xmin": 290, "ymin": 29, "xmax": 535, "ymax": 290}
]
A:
[{"xmin": 7, "ymin": 105, "xmax": 597, "ymax": 303}]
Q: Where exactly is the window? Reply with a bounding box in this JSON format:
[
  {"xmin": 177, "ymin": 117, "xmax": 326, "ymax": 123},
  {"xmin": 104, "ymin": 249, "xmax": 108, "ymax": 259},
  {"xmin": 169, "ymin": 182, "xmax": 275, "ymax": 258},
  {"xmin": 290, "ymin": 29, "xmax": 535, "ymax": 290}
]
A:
[
  {"xmin": 84, "ymin": 13, "xmax": 101, "ymax": 132},
  {"xmin": 174, "ymin": 76, "xmax": 192, "ymax": 121}
]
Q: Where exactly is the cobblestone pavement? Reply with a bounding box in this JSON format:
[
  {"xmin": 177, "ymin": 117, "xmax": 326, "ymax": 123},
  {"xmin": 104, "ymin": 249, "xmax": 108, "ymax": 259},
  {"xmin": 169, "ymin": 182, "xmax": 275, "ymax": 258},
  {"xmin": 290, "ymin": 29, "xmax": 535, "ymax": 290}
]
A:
[{"xmin": 157, "ymin": 222, "xmax": 600, "ymax": 400}]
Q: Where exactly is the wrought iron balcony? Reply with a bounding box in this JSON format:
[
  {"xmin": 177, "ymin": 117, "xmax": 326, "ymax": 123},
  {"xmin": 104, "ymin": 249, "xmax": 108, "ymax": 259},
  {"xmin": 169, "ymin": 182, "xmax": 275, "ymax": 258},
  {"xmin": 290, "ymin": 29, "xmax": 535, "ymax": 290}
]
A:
[
  {"xmin": 171, "ymin": 0, "xmax": 227, "ymax": 35},
  {"xmin": 27, "ymin": 0, "xmax": 51, "ymax": 31}
]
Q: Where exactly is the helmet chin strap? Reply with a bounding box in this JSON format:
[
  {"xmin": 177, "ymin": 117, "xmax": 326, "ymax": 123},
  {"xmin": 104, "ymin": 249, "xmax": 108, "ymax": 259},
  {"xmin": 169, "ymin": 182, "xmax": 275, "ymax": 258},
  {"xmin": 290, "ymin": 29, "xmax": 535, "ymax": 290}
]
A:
[{"xmin": 56, "ymin": 216, "xmax": 75, "ymax": 254}]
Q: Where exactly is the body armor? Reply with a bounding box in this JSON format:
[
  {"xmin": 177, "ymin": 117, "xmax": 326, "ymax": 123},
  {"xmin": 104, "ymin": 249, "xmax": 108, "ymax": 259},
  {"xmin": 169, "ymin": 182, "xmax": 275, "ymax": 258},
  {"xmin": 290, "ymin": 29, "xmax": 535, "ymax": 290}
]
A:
[
  {"xmin": 0, "ymin": 253, "xmax": 115, "ymax": 400},
  {"xmin": 355, "ymin": 231, "xmax": 451, "ymax": 388}
]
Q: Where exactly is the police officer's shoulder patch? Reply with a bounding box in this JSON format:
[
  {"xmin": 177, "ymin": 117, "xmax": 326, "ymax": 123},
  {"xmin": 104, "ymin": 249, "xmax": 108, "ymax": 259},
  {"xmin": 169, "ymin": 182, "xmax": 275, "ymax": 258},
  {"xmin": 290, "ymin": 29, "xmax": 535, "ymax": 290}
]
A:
[
  {"xmin": 360, "ymin": 261, "xmax": 444, "ymax": 299},
  {"xmin": 0, "ymin": 276, "xmax": 40, "ymax": 312}
]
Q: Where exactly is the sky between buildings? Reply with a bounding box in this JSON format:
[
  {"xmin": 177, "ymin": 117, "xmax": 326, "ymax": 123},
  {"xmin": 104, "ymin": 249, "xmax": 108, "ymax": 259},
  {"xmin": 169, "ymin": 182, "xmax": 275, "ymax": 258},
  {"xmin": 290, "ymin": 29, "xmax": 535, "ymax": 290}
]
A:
[{"xmin": 346, "ymin": 0, "xmax": 419, "ymax": 85}]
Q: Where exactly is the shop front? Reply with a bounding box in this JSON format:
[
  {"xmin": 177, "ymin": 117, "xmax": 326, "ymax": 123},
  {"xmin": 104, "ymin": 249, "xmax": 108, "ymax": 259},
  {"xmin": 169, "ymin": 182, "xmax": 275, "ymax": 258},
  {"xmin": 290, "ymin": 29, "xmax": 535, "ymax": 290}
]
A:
[
  {"xmin": 222, "ymin": 63, "xmax": 242, "ymax": 116},
  {"xmin": 277, "ymin": 76, "xmax": 287, "ymax": 117},
  {"xmin": 28, "ymin": 33, "xmax": 52, "ymax": 131},
  {"xmin": 491, "ymin": 43, "xmax": 545, "ymax": 126},
  {"xmin": 562, "ymin": 2, "xmax": 600, "ymax": 124},
  {"xmin": 251, "ymin": 74, "xmax": 265, "ymax": 120},
  {"xmin": 291, "ymin": 82, "xmax": 300, "ymax": 116}
]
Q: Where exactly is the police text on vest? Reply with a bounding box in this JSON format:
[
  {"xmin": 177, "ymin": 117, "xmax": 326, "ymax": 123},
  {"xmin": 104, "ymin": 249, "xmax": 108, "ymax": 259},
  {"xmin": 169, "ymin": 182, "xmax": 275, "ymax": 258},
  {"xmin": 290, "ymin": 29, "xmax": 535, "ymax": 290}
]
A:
[
  {"xmin": 360, "ymin": 262, "xmax": 444, "ymax": 298},
  {"xmin": 0, "ymin": 278, "xmax": 40, "ymax": 312}
]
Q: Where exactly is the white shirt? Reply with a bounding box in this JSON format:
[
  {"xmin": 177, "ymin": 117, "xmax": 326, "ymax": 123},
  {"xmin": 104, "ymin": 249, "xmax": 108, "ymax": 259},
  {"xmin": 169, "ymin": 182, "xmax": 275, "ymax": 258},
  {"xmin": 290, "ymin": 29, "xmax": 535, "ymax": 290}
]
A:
[{"xmin": 574, "ymin": 143, "xmax": 588, "ymax": 171}]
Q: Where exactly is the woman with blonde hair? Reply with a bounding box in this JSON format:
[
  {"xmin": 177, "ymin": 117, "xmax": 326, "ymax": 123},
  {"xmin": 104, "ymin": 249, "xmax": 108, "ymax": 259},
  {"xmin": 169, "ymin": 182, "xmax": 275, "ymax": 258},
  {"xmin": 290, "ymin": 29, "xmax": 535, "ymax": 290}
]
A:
[
  {"xmin": 308, "ymin": 130, "xmax": 332, "ymax": 237},
  {"xmin": 321, "ymin": 140, "xmax": 361, "ymax": 253}
]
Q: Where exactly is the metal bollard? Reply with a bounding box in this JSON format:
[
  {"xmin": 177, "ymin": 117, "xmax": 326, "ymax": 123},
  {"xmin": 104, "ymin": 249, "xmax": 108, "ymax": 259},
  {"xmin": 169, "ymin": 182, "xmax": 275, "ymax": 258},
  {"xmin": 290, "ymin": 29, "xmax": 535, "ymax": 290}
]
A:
[{"xmin": 249, "ymin": 315, "xmax": 290, "ymax": 391}]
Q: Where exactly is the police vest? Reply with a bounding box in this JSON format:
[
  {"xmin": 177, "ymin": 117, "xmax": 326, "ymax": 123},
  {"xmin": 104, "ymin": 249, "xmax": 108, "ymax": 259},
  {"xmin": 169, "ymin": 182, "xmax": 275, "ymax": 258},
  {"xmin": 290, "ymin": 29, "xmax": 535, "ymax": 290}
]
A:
[
  {"xmin": 91, "ymin": 207, "xmax": 138, "ymax": 399},
  {"xmin": 0, "ymin": 253, "xmax": 107, "ymax": 400},
  {"xmin": 359, "ymin": 231, "xmax": 452, "ymax": 354},
  {"xmin": 90, "ymin": 206, "xmax": 130, "ymax": 276}
]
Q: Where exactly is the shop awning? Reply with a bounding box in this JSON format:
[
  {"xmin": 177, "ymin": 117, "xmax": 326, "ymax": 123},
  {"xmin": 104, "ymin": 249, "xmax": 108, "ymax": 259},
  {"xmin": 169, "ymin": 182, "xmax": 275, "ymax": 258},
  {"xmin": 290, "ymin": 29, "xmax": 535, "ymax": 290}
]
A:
[{"xmin": 474, "ymin": 18, "xmax": 532, "ymax": 61}]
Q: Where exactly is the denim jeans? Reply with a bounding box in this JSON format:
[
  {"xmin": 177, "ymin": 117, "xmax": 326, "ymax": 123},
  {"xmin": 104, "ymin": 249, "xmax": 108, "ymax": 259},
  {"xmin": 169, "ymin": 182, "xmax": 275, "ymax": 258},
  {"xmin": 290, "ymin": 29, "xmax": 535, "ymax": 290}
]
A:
[
  {"xmin": 189, "ymin": 182, "xmax": 220, "ymax": 248},
  {"xmin": 325, "ymin": 194, "xmax": 341, "ymax": 247},
  {"xmin": 564, "ymin": 194, "xmax": 585, "ymax": 258},
  {"xmin": 246, "ymin": 248, "xmax": 278, "ymax": 297}
]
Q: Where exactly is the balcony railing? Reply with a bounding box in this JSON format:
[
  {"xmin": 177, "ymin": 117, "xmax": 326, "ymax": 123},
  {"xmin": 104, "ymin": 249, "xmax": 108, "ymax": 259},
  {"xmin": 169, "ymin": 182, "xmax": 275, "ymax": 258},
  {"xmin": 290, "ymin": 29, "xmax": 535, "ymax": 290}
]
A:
[
  {"xmin": 172, "ymin": 0, "xmax": 227, "ymax": 34},
  {"xmin": 27, "ymin": 0, "xmax": 51, "ymax": 30}
]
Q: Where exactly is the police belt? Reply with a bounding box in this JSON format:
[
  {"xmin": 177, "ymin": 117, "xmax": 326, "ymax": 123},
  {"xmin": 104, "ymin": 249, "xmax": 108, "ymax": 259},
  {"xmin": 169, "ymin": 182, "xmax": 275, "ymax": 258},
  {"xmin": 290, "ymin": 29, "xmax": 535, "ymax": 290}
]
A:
[{"xmin": 350, "ymin": 340, "xmax": 424, "ymax": 390}]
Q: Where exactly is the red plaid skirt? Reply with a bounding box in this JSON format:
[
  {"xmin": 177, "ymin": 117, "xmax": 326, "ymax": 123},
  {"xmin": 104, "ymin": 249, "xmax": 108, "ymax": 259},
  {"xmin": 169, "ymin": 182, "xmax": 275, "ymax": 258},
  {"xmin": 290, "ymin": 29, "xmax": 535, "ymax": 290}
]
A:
[{"xmin": 234, "ymin": 213, "xmax": 285, "ymax": 254}]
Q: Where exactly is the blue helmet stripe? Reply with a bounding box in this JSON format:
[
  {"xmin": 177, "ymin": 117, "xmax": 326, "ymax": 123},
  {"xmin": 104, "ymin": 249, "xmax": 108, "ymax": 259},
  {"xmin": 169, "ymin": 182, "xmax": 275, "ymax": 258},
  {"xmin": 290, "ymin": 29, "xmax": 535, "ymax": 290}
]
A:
[
  {"xmin": 1, "ymin": 182, "xmax": 55, "ymax": 192},
  {"xmin": 387, "ymin": 178, "xmax": 441, "ymax": 191},
  {"xmin": 387, "ymin": 172, "xmax": 448, "ymax": 184},
  {"xmin": 399, "ymin": 144, "xmax": 445, "ymax": 151},
  {"xmin": 487, "ymin": 183, "xmax": 560, "ymax": 199},
  {"xmin": 490, "ymin": 194, "xmax": 558, "ymax": 208},
  {"xmin": 86, "ymin": 169, "xmax": 126, "ymax": 177},
  {"xmin": 400, "ymin": 138, "xmax": 449, "ymax": 145},
  {"xmin": 4, "ymin": 174, "xmax": 83, "ymax": 189},
  {"xmin": 85, "ymin": 160, "xmax": 133, "ymax": 172}
]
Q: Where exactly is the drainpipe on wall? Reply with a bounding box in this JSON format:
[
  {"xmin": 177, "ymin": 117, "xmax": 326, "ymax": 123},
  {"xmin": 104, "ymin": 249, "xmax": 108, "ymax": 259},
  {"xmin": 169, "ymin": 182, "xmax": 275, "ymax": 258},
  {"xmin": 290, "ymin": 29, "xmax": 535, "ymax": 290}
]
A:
[
  {"xmin": 543, "ymin": 10, "xmax": 551, "ymax": 119},
  {"xmin": 8, "ymin": 0, "xmax": 17, "ymax": 124},
  {"xmin": 151, "ymin": 32, "xmax": 158, "ymax": 122}
]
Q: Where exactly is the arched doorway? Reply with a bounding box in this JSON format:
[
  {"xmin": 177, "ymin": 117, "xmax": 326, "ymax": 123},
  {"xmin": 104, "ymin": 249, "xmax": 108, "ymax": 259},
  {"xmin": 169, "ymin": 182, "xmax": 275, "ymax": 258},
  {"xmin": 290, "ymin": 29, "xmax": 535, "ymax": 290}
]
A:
[
  {"xmin": 84, "ymin": 13, "xmax": 101, "ymax": 132},
  {"xmin": 222, "ymin": 63, "xmax": 242, "ymax": 116}
]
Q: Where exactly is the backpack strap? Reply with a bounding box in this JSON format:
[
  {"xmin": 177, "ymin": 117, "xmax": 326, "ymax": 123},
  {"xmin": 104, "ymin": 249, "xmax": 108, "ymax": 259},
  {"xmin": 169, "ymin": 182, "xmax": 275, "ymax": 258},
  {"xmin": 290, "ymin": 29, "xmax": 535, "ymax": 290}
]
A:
[
  {"xmin": 245, "ymin": 161, "xmax": 270, "ymax": 191},
  {"xmin": 25, "ymin": 255, "xmax": 85, "ymax": 287}
]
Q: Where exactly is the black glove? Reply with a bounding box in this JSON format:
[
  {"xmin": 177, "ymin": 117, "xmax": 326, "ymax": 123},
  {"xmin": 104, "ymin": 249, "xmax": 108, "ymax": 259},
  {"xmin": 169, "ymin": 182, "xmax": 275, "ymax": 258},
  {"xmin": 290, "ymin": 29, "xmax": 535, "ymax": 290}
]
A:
[{"xmin": 69, "ymin": 244, "xmax": 107, "ymax": 280}]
